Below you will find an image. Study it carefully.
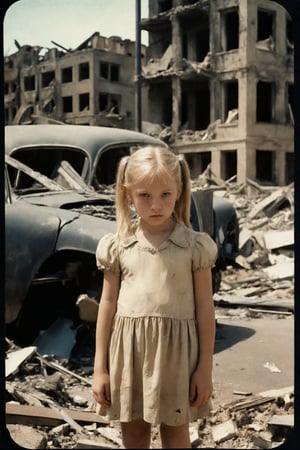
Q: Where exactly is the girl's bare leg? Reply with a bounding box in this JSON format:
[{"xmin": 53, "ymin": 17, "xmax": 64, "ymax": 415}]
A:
[
  {"xmin": 160, "ymin": 422, "xmax": 191, "ymax": 448},
  {"xmin": 121, "ymin": 419, "xmax": 151, "ymax": 449}
]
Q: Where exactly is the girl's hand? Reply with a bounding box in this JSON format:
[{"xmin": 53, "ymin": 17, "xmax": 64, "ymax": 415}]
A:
[
  {"xmin": 92, "ymin": 372, "xmax": 111, "ymax": 408},
  {"xmin": 189, "ymin": 368, "xmax": 213, "ymax": 407}
]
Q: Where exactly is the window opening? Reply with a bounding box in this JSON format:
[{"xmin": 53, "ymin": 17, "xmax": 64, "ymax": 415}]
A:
[
  {"xmin": 221, "ymin": 150, "xmax": 237, "ymax": 181},
  {"xmin": 41, "ymin": 71, "xmax": 55, "ymax": 88},
  {"xmin": 100, "ymin": 62, "xmax": 109, "ymax": 79},
  {"xmin": 110, "ymin": 64, "xmax": 119, "ymax": 82},
  {"xmin": 221, "ymin": 9, "xmax": 239, "ymax": 51},
  {"xmin": 196, "ymin": 29, "xmax": 209, "ymax": 61},
  {"xmin": 195, "ymin": 87, "xmax": 210, "ymax": 130},
  {"xmin": 256, "ymin": 150, "xmax": 275, "ymax": 184},
  {"xmin": 224, "ymin": 80, "xmax": 238, "ymax": 121},
  {"xmin": 79, "ymin": 62, "xmax": 90, "ymax": 80},
  {"xmin": 98, "ymin": 93, "xmax": 120, "ymax": 114},
  {"xmin": 285, "ymin": 152, "xmax": 294, "ymax": 185},
  {"xmin": 62, "ymin": 67, "xmax": 73, "ymax": 83},
  {"xmin": 257, "ymin": 9, "xmax": 275, "ymax": 44},
  {"xmin": 79, "ymin": 93, "xmax": 90, "ymax": 112},
  {"xmin": 24, "ymin": 75, "xmax": 35, "ymax": 91},
  {"xmin": 62, "ymin": 96, "xmax": 73, "ymax": 113},
  {"xmin": 256, "ymin": 81, "xmax": 273, "ymax": 122}
]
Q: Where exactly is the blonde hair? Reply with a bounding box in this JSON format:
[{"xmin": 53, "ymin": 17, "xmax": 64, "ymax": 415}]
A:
[{"xmin": 115, "ymin": 145, "xmax": 191, "ymax": 238}]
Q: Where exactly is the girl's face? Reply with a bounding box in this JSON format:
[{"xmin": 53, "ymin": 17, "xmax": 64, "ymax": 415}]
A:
[{"xmin": 128, "ymin": 173, "xmax": 182, "ymax": 228}]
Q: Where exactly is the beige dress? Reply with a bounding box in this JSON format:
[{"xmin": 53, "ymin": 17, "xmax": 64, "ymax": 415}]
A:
[{"xmin": 95, "ymin": 221, "xmax": 218, "ymax": 426}]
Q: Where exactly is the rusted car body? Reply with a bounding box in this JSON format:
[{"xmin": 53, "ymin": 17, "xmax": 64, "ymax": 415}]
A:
[{"xmin": 5, "ymin": 125, "xmax": 239, "ymax": 344}]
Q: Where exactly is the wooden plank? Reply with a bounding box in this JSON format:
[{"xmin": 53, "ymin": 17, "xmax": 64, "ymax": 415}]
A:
[{"xmin": 6, "ymin": 403, "xmax": 108, "ymax": 427}]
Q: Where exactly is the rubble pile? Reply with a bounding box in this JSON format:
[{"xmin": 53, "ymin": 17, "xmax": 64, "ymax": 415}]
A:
[
  {"xmin": 5, "ymin": 344, "xmax": 295, "ymax": 449},
  {"xmin": 193, "ymin": 172, "xmax": 294, "ymax": 314}
]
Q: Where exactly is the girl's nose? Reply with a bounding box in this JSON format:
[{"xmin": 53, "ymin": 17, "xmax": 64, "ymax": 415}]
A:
[{"xmin": 150, "ymin": 198, "xmax": 161, "ymax": 210}]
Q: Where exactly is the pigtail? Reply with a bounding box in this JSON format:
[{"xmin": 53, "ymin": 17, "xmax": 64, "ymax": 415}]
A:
[
  {"xmin": 115, "ymin": 157, "xmax": 132, "ymax": 238},
  {"xmin": 174, "ymin": 155, "xmax": 192, "ymax": 228}
]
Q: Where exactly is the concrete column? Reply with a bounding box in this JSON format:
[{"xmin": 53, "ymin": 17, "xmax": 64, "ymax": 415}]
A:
[
  {"xmin": 276, "ymin": 150, "xmax": 286, "ymax": 185},
  {"xmin": 237, "ymin": 142, "xmax": 248, "ymax": 184},
  {"xmin": 171, "ymin": 14, "xmax": 182, "ymax": 137}
]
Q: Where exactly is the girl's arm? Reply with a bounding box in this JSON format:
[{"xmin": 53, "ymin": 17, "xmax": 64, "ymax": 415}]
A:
[
  {"xmin": 190, "ymin": 267, "xmax": 216, "ymax": 407},
  {"xmin": 92, "ymin": 270, "xmax": 120, "ymax": 408}
]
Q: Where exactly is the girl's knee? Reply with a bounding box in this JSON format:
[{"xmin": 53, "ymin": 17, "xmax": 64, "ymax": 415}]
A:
[
  {"xmin": 160, "ymin": 422, "xmax": 191, "ymax": 448},
  {"xmin": 121, "ymin": 420, "xmax": 151, "ymax": 449}
]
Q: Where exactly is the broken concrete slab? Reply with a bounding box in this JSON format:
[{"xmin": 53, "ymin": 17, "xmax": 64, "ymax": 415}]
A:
[
  {"xmin": 6, "ymin": 424, "xmax": 47, "ymax": 449},
  {"xmin": 5, "ymin": 346, "xmax": 37, "ymax": 378},
  {"xmin": 262, "ymin": 261, "xmax": 294, "ymax": 280},
  {"xmin": 212, "ymin": 419, "xmax": 238, "ymax": 443},
  {"xmin": 263, "ymin": 229, "xmax": 294, "ymax": 250}
]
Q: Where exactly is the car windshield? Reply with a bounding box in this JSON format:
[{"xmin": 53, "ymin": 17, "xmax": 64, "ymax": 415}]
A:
[
  {"xmin": 10, "ymin": 146, "xmax": 88, "ymax": 182},
  {"xmin": 5, "ymin": 154, "xmax": 92, "ymax": 195}
]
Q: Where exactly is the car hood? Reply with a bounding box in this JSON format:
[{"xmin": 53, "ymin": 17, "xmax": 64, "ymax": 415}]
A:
[
  {"xmin": 19, "ymin": 189, "xmax": 113, "ymax": 207},
  {"xmin": 18, "ymin": 190, "xmax": 116, "ymax": 221}
]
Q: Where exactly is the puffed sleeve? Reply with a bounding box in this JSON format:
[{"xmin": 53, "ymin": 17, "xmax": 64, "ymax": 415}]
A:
[
  {"xmin": 95, "ymin": 233, "xmax": 120, "ymax": 275},
  {"xmin": 192, "ymin": 232, "xmax": 218, "ymax": 271}
]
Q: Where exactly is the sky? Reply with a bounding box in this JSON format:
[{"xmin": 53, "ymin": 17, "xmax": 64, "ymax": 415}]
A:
[{"xmin": 3, "ymin": 0, "xmax": 149, "ymax": 56}]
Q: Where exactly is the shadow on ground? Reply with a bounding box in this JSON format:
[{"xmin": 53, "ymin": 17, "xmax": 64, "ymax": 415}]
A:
[{"xmin": 214, "ymin": 322, "xmax": 255, "ymax": 354}]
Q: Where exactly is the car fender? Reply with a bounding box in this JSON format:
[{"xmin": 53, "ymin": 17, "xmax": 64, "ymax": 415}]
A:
[
  {"xmin": 5, "ymin": 202, "xmax": 61, "ymax": 323},
  {"xmin": 55, "ymin": 213, "xmax": 116, "ymax": 254}
]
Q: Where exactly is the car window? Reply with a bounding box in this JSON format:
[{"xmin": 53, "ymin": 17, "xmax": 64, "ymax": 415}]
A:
[{"xmin": 92, "ymin": 144, "xmax": 147, "ymax": 188}]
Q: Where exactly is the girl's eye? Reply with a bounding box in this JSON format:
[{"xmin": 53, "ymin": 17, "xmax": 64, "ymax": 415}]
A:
[
  {"xmin": 140, "ymin": 193, "xmax": 149, "ymax": 198},
  {"xmin": 162, "ymin": 192, "xmax": 171, "ymax": 197}
]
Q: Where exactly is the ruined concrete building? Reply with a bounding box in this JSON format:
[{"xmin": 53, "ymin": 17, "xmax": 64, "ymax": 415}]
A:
[
  {"xmin": 141, "ymin": 0, "xmax": 294, "ymax": 185},
  {"xmin": 4, "ymin": 32, "xmax": 146, "ymax": 130},
  {"xmin": 4, "ymin": 1, "xmax": 294, "ymax": 186}
]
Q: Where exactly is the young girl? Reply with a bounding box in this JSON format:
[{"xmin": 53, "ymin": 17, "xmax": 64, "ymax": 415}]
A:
[{"xmin": 92, "ymin": 145, "xmax": 217, "ymax": 449}]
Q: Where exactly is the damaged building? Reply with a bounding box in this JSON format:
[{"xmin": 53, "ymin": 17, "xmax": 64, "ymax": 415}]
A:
[
  {"xmin": 4, "ymin": 0, "xmax": 294, "ymax": 186},
  {"xmin": 141, "ymin": 0, "xmax": 294, "ymax": 185},
  {"xmin": 4, "ymin": 32, "xmax": 146, "ymax": 129}
]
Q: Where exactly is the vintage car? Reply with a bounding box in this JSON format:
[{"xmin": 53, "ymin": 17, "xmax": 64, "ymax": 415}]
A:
[
  {"xmin": 5, "ymin": 125, "xmax": 239, "ymax": 344},
  {"xmin": 5, "ymin": 157, "xmax": 117, "ymax": 345}
]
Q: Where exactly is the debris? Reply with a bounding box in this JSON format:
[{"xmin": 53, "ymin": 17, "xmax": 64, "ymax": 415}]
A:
[
  {"xmin": 6, "ymin": 403, "xmax": 108, "ymax": 428},
  {"xmin": 76, "ymin": 295, "xmax": 99, "ymax": 323},
  {"xmin": 268, "ymin": 414, "xmax": 294, "ymax": 428},
  {"xmin": 233, "ymin": 390, "xmax": 252, "ymax": 396},
  {"xmin": 5, "ymin": 346, "xmax": 37, "ymax": 377},
  {"xmin": 263, "ymin": 362, "xmax": 281, "ymax": 373},
  {"xmin": 252, "ymin": 433, "xmax": 272, "ymax": 449},
  {"xmin": 263, "ymin": 229, "xmax": 294, "ymax": 250},
  {"xmin": 6, "ymin": 424, "xmax": 47, "ymax": 450},
  {"xmin": 262, "ymin": 261, "xmax": 294, "ymax": 280},
  {"xmin": 212, "ymin": 419, "xmax": 238, "ymax": 443},
  {"xmin": 75, "ymin": 438, "xmax": 113, "ymax": 449}
]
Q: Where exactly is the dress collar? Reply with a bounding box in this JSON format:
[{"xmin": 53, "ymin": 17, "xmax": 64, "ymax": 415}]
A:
[{"xmin": 119, "ymin": 221, "xmax": 190, "ymax": 249}]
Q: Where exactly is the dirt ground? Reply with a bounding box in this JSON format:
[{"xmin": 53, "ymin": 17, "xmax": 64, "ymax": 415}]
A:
[{"xmin": 213, "ymin": 308, "xmax": 294, "ymax": 406}]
